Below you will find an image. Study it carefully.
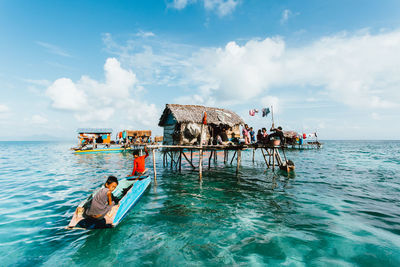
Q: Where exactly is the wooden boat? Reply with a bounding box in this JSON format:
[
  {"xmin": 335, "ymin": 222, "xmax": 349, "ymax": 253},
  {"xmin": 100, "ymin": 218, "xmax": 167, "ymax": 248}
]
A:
[
  {"xmin": 73, "ymin": 146, "xmax": 132, "ymax": 154},
  {"xmin": 66, "ymin": 173, "xmax": 151, "ymax": 229}
]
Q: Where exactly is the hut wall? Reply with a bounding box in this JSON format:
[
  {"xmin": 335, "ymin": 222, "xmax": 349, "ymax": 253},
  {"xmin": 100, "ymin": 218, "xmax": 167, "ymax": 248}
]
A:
[
  {"xmin": 179, "ymin": 123, "xmax": 210, "ymax": 145},
  {"xmin": 227, "ymin": 125, "xmax": 241, "ymax": 139},
  {"xmin": 163, "ymin": 125, "xmax": 175, "ymax": 145}
]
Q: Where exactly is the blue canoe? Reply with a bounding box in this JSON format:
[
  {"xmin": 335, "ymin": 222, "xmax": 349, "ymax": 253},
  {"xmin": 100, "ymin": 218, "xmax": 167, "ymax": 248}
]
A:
[{"xmin": 66, "ymin": 174, "xmax": 151, "ymax": 229}]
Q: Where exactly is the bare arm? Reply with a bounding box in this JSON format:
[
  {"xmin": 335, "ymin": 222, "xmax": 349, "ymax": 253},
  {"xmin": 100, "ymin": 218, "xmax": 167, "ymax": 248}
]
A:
[{"xmin": 107, "ymin": 190, "xmax": 113, "ymax": 205}]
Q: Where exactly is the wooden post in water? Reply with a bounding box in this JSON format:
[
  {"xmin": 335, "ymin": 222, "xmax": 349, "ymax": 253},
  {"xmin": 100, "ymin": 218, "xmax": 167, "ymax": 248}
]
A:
[
  {"xmin": 252, "ymin": 148, "xmax": 255, "ymax": 163},
  {"xmin": 272, "ymin": 147, "xmax": 276, "ymax": 171},
  {"xmin": 208, "ymin": 150, "xmax": 213, "ymax": 169},
  {"xmin": 152, "ymin": 148, "xmax": 157, "ymax": 184},
  {"xmin": 178, "ymin": 149, "xmax": 182, "ymax": 172},
  {"xmin": 236, "ymin": 149, "xmax": 241, "ymax": 174},
  {"xmin": 199, "ymin": 123, "xmax": 205, "ymax": 181}
]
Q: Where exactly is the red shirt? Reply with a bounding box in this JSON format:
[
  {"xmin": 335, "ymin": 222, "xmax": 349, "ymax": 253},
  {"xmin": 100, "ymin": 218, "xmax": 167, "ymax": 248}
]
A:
[{"xmin": 131, "ymin": 150, "xmax": 149, "ymax": 176}]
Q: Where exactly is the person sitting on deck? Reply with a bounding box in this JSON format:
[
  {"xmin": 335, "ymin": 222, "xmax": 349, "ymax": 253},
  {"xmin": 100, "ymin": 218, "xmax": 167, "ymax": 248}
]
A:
[
  {"xmin": 256, "ymin": 129, "xmax": 263, "ymax": 143},
  {"xmin": 130, "ymin": 146, "xmax": 149, "ymax": 177},
  {"xmin": 249, "ymin": 127, "xmax": 256, "ymax": 143},
  {"xmin": 242, "ymin": 124, "xmax": 251, "ymax": 144},
  {"xmin": 81, "ymin": 176, "xmax": 119, "ymax": 228},
  {"xmin": 261, "ymin": 128, "xmax": 268, "ymax": 144},
  {"xmin": 267, "ymin": 126, "xmax": 285, "ymax": 145}
]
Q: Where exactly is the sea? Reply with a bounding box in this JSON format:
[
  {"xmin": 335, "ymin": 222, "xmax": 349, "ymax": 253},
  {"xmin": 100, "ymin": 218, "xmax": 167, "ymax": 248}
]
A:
[{"xmin": 0, "ymin": 141, "xmax": 399, "ymax": 266}]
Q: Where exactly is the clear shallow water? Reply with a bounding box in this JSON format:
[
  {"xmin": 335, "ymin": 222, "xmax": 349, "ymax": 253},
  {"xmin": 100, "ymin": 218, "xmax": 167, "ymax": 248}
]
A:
[{"xmin": 0, "ymin": 141, "xmax": 399, "ymax": 266}]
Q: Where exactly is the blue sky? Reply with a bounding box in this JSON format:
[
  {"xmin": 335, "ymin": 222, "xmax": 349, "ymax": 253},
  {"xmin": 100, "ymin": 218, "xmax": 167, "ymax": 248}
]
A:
[{"xmin": 1, "ymin": 0, "xmax": 400, "ymax": 140}]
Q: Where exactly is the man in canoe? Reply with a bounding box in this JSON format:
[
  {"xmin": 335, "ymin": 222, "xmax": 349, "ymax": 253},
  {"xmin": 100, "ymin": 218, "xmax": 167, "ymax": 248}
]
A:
[
  {"xmin": 130, "ymin": 146, "xmax": 149, "ymax": 177},
  {"xmin": 78, "ymin": 176, "xmax": 119, "ymax": 228}
]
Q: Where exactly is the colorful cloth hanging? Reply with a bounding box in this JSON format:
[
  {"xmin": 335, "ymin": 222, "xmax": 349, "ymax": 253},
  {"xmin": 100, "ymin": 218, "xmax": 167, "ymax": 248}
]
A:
[{"xmin": 262, "ymin": 108, "xmax": 270, "ymax": 117}]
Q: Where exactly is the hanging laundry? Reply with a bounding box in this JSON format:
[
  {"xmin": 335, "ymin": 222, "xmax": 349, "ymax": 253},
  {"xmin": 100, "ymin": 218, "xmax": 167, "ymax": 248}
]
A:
[
  {"xmin": 303, "ymin": 133, "xmax": 307, "ymax": 139},
  {"xmin": 254, "ymin": 109, "xmax": 259, "ymax": 113},
  {"xmin": 249, "ymin": 109, "xmax": 255, "ymax": 116},
  {"xmin": 262, "ymin": 108, "xmax": 270, "ymax": 117}
]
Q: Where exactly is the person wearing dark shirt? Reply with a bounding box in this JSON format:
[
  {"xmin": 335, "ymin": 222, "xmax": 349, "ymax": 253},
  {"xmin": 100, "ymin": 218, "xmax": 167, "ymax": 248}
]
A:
[{"xmin": 267, "ymin": 126, "xmax": 285, "ymax": 144}]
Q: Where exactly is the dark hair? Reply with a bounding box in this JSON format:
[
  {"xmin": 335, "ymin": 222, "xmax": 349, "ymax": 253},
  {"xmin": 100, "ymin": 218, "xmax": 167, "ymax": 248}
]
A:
[
  {"xmin": 262, "ymin": 127, "xmax": 266, "ymax": 131},
  {"xmin": 132, "ymin": 150, "xmax": 139, "ymax": 156},
  {"xmin": 278, "ymin": 126, "xmax": 282, "ymax": 130},
  {"xmin": 106, "ymin": 175, "xmax": 118, "ymax": 185}
]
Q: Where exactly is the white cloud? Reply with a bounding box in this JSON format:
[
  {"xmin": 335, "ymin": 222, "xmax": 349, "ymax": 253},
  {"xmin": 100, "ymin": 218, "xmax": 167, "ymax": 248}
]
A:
[
  {"xmin": 31, "ymin": 115, "xmax": 48, "ymax": 124},
  {"xmin": 280, "ymin": 9, "xmax": 292, "ymax": 24},
  {"xmin": 0, "ymin": 104, "xmax": 9, "ymax": 113},
  {"xmin": 170, "ymin": 0, "xmax": 192, "ymax": 10},
  {"xmin": 179, "ymin": 29, "xmax": 400, "ymax": 109},
  {"xmin": 101, "ymin": 29, "xmax": 400, "ymax": 120},
  {"xmin": 136, "ymin": 31, "xmax": 155, "ymax": 38},
  {"xmin": 45, "ymin": 58, "xmax": 159, "ymax": 128},
  {"xmin": 169, "ymin": 0, "xmax": 239, "ymax": 16},
  {"xmin": 36, "ymin": 41, "xmax": 72, "ymax": 57},
  {"xmin": 204, "ymin": 0, "xmax": 239, "ymax": 16},
  {"xmin": 46, "ymin": 78, "xmax": 88, "ymax": 111}
]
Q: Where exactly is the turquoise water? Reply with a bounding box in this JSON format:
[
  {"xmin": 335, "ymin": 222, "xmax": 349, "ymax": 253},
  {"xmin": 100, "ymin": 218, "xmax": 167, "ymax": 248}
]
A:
[{"xmin": 0, "ymin": 141, "xmax": 399, "ymax": 266}]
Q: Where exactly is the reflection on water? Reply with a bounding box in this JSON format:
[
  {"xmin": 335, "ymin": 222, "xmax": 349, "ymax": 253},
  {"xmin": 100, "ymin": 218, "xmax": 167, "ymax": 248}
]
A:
[{"xmin": 0, "ymin": 141, "xmax": 399, "ymax": 266}]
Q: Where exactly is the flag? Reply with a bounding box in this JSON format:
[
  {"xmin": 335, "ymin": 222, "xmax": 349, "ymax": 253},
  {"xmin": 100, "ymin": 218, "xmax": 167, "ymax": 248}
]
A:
[
  {"xmin": 202, "ymin": 112, "xmax": 207, "ymax": 125},
  {"xmin": 262, "ymin": 108, "xmax": 270, "ymax": 117}
]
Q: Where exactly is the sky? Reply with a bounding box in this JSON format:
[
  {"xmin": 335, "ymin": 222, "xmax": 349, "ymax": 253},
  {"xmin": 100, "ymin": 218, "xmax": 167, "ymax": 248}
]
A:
[{"xmin": 1, "ymin": 0, "xmax": 400, "ymax": 140}]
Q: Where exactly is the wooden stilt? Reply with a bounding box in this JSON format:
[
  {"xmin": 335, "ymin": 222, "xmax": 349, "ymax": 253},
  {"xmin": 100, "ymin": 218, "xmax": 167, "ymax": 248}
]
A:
[
  {"xmin": 230, "ymin": 151, "xmax": 237, "ymax": 165},
  {"xmin": 152, "ymin": 149, "xmax": 157, "ymax": 184},
  {"xmin": 182, "ymin": 151, "xmax": 196, "ymax": 169},
  {"xmin": 178, "ymin": 149, "xmax": 182, "ymax": 172},
  {"xmin": 199, "ymin": 149, "xmax": 203, "ymax": 181},
  {"xmin": 261, "ymin": 148, "xmax": 270, "ymax": 168},
  {"xmin": 252, "ymin": 148, "xmax": 255, "ymax": 163},
  {"xmin": 208, "ymin": 150, "xmax": 213, "ymax": 169},
  {"xmin": 281, "ymin": 147, "xmax": 288, "ymax": 165},
  {"xmin": 199, "ymin": 124, "xmax": 204, "ymax": 181},
  {"xmin": 224, "ymin": 150, "xmax": 227, "ymax": 164},
  {"xmin": 272, "ymin": 147, "xmax": 276, "ymax": 171},
  {"xmin": 236, "ymin": 149, "xmax": 241, "ymax": 174}
]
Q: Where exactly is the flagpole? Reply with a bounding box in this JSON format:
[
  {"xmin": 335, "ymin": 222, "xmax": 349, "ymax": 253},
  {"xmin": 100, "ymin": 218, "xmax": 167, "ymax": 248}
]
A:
[{"xmin": 271, "ymin": 105, "xmax": 274, "ymax": 128}]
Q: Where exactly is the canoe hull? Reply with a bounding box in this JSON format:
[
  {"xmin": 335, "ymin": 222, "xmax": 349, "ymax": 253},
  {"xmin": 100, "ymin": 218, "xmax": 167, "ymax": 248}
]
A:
[
  {"xmin": 66, "ymin": 175, "xmax": 151, "ymax": 229},
  {"xmin": 73, "ymin": 147, "xmax": 133, "ymax": 154}
]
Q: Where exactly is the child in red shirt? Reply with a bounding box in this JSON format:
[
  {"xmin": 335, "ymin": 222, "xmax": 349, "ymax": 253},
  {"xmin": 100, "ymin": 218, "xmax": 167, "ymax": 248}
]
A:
[{"xmin": 130, "ymin": 146, "xmax": 149, "ymax": 176}]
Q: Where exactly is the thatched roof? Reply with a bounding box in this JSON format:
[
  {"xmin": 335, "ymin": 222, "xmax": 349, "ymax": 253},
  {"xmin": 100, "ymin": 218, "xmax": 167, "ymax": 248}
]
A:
[
  {"xmin": 159, "ymin": 104, "xmax": 244, "ymax": 127},
  {"xmin": 125, "ymin": 130, "xmax": 152, "ymax": 137},
  {"xmin": 77, "ymin": 128, "xmax": 112, "ymax": 134}
]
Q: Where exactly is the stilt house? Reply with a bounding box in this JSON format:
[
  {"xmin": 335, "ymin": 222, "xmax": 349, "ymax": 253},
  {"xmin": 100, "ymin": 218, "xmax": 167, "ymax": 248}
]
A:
[{"xmin": 158, "ymin": 104, "xmax": 244, "ymax": 145}]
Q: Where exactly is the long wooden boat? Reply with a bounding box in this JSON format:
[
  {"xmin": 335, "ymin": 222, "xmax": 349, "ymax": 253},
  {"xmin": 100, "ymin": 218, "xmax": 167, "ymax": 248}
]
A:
[
  {"xmin": 66, "ymin": 174, "xmax": 151, "ymax": 229},
  {"xmin": 73, "ymin": 146, "xmax": 133, "ymax": 154}
]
